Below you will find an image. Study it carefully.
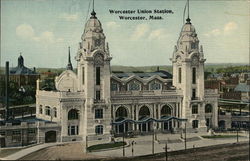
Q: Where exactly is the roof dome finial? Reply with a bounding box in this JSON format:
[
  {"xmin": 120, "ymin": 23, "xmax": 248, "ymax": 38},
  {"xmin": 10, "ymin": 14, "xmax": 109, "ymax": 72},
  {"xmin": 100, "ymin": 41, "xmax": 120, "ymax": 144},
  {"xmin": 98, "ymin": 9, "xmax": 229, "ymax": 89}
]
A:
[
  {"xmin": 90, "ymin": 0, "xmax": 96, "ymax": 19},
  {"xmin": 185, "ymin": 0, "xmax": 191, "ymax": 24}
]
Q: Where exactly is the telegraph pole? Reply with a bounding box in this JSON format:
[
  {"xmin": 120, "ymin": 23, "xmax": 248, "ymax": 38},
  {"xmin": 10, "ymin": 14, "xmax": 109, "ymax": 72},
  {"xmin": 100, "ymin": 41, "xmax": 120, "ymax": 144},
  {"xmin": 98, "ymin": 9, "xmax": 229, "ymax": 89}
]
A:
[
  {"xmin": 152, "ymin": 127, "xmax": 154, "ymax": 154},
  {"xmin": 123, "ymin": 123, "xmax": 125, "ymax": 157},
  {"xmin": 131, "ymin": 140, "xmax": 135, "ymax": 157},
  {"xmin": 184, "ymin": 122, "xmax": 187, "ymax": 150},
  {"xmin": 165, "ymin": 142, "xmax": 168, "ymax": 161}
]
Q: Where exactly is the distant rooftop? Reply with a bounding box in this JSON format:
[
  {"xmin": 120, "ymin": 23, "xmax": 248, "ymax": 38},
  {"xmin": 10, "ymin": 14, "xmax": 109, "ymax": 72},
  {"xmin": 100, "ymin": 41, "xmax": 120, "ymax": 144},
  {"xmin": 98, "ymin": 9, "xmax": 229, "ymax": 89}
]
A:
[
  {"xmin": 235, "ymin": 83, "xmax": 250, "ymax": 92},
  {"xmin": 9, "ymin": 55, "xmax": 38, "ymax": 75},
  {"xmin": 112, "ymin": 70, "xmax": 172, "ymax": 79}
]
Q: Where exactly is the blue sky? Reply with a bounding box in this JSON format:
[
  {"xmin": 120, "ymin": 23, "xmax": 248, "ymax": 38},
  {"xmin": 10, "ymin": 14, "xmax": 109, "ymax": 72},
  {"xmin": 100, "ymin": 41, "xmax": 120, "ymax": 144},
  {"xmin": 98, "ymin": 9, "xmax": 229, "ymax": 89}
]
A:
[{"xmin": 1, "ymin": 0, "xmax": 249, "ymax": 68}]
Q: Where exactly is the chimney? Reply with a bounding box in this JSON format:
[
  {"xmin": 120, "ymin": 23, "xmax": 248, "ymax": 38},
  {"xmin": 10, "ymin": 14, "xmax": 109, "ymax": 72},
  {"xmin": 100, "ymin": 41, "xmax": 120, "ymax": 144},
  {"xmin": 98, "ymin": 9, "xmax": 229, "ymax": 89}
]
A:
[
  {"xmin": 33, "ymin": 67, "xmax": 36, "ymax": 73},
  {"xmin": 157, "ymin": 66, "xmax": 160, "ymax": 72},
  {"xmin": 5, "ymin": 61, "xmax": 9, "ymax": 121}
]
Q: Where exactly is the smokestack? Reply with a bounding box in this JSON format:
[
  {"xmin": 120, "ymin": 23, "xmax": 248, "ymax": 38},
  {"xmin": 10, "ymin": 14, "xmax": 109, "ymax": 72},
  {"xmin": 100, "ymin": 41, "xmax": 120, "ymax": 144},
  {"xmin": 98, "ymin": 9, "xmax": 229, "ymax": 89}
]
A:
[{"xmin": 5, "ymin": 61, "xmax": 9, "ymax": 121}]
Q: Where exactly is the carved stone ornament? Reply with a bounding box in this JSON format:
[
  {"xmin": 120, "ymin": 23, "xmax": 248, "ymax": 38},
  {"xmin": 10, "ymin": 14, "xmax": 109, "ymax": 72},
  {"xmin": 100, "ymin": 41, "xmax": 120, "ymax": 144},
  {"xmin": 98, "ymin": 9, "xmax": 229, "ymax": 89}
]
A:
[
  {"xmin": 94, "ymin": 54, "xmax": 104, "ymax": 65},
  {"xmin": 191, "ymin": 56, "xmax": 199, "ymax": 66},
  {"xmin": 176, "ymin": 56, "xmax": 182, "ymax": 65}
]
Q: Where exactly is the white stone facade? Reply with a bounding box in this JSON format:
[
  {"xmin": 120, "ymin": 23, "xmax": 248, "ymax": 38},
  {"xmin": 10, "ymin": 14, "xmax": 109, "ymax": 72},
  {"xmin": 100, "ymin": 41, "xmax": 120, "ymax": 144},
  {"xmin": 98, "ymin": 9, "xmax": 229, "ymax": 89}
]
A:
[{"xmin": 36, "ymin": 11, "xmax": 219, "ymax": 143}]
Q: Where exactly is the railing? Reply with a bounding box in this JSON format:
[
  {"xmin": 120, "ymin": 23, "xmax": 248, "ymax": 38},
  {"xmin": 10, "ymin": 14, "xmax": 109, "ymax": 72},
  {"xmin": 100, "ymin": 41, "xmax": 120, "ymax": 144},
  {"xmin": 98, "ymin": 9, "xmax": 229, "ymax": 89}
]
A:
[
  {"xmin": 191, "ymin": 97, "xmax": 199, "ymax": 100},
  {"xmin": 205, "ymin": 89, "xmax": 218, "ymax": 94},
  {"xmin": 111, "ymin": 89, "xmax": 181, "ymax": 97},
  {"xmin": 60, "ymin": 91, "xmax": 85, "ymax": 98}
]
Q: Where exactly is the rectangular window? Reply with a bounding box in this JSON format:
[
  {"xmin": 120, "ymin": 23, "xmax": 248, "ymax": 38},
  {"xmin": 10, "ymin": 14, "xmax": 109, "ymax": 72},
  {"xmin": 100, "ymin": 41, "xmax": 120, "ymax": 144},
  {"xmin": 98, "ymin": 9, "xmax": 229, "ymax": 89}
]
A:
[
  {"xmin": 96, "ymin": 67, "xmax": 100, "ymax": 85},
  {"xmin": 95, "ymin": 109, "xmax": 103, "ymax": 119},
  {"xmin": 96, "ymin": 91, "xmax": 100, "ymax": 100},
  {"xmin": 12, "ymin": 130, "xmax": 21, "ymax": 143},
  {"xmin": 28, "ymin": 129, "xmax": 36, "ymax": 134},
  {"xmin": 95, "ymin": 125, "xmax": 103, "ymax": 135},
  {"xmin": 192, "ymin": 120, "xmax": 199, "ymax": 128},
  {"xmin": 68, "ymin": 126, "xmax": 70, "ymax": 135},
  {"xmin": 178, "ymin": 68, "xmax": 182, "ymax": 83},
  {"xmin": 192, "ymin": 68, "xmax": 196, "ymax": 84},
  {"xmin": 192, "ymin": 89, "xmax": 196, "ymax": 99},
  {"xmin": 192, "ymin": 105, "xmax": 198, "ymax": 114},
  {"xmin": 82, "ymin": 67, "xmax": 85, "ymax": 85},
  {"xmin": 76, "ymin": 126, "xmax": 79, "ymax": 135},
  {"xmin": 71, "ymin": 126, "xmax": 76, "ymax": 135}
]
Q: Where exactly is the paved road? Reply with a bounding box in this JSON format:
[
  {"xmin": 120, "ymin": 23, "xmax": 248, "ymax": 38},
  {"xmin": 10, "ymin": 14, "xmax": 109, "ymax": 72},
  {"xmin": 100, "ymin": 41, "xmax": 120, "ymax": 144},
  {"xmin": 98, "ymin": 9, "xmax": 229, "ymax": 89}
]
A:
[
  {"xmin": 90, "ymin": 132, "xmax": 250, "ymax": 158},
  {"xmin": 0, "ymin": 132, "xmax": 248, "ymax": 160}
]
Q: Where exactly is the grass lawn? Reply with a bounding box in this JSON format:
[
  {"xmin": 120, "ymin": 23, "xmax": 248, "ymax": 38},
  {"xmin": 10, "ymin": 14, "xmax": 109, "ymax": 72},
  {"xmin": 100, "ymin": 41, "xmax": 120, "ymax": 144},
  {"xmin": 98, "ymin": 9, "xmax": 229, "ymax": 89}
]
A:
[
  {"xmin": 87, "ymin": 141, "xmax": 126, "ymax": 152},
  {"xmin": 0, "ymin": 148, "xmax": 24, "ymax": 158},
  {"xmin": 202, "ymin": 135, "xmax": 240, "ymax": 139}
]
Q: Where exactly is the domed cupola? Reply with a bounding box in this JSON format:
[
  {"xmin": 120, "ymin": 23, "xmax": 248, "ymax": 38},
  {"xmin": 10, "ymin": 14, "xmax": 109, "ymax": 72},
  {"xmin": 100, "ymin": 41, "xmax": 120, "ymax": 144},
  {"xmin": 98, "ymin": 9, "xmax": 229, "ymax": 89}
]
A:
[
  {"xmin": 18, "ymin": 54, "xmax": 24, "ymax": 67},
  {"xmin": 177, "ymin": 18, "xmax": 199, "ymax": 54},
  {"xmin": 81, "ymin": 9, "xmax": 106, "ymax": 52}
]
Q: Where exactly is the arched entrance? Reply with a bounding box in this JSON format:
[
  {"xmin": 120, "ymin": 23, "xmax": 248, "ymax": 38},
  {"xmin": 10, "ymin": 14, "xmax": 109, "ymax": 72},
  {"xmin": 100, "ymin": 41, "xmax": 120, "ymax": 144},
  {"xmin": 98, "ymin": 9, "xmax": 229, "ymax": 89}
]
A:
[
  {"xmin": 45, "ymin": 131, "xmax": 57, "ymax": 143},
  {"xmin": 68, "ymin": 109, "xmax": 80, "ymax": 136},
  {"xmin": 138, "ymin": 106, "xmax": 151, "ymax": 132},
  {"xmin": 219, "ymin": 120, "xmax": 226, "ymax": 129},
  {"xmin": 115, "ymin": 106, "xmax": 129, "ymax": 134},
  {"xmin": 161, "ymin": 105, "xmax": 172, "ymax": 131}
]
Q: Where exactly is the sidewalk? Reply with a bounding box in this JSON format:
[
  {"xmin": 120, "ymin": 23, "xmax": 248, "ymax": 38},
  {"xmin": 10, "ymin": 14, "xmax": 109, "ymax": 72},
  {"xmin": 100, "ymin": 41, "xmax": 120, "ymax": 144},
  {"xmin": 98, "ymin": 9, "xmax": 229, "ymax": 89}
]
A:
[{"xmin": 0, "ymin": 141, "xmax": 79, "ymax": 160}]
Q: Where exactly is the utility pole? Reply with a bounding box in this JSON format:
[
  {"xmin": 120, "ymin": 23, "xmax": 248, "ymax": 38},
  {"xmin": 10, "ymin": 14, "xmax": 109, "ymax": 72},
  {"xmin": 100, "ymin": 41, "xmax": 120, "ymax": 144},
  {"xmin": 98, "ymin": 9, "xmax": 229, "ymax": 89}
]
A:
[
  {"xmin": 152, "ymin": 127, "xmax": 154, "ymax": 154},
  {"xmin": 236, "ymin": 123, "xmax": 239, "ymax": 143},
  {"xmin": 164, "ymin": 142, "xmax": 168, "ymax": 161},
  {"xmin": 123, "ymin": 124, "xmax": 125, "ymax": 157},
  {"xmin": 131, "ymin": 140, "xmax": 135, "ymax": 157},
  {"xmin": 184, "ymin": 122, "xmax": 187, "ymax": 150}
]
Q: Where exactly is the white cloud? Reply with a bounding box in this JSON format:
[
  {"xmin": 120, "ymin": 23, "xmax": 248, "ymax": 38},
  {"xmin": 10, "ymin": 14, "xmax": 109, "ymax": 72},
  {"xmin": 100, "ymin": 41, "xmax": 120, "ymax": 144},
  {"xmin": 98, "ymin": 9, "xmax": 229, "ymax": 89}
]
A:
[
  {"xmin": 130, "ymin": 24, "xmax": 150, "ymax": 40},
  {"xmin": 148, "ymin": 28, "xmax": 168, "ymax": 40},
  {"xmin": 106, "ymin": 21, "xmax": 120, "ymax": 29},
  {"xmin": 16, "ymin": 24, "xmax": 63, "ymax": 43},
  {"xmin": 204, "ymin": 21, "xmax": 237, "ymax": 37},
  {"xmin": 224, "ymin": 21, "xmax": 237, "ymax": 34},
  {"xmin": 60, "ymin": 13, "xmax": 78, "ymax": 21},
  {"xmin": 34, "ymin": 31, "xmax": 64, "ymax": 43},
  {"xmin": 204, "ymin": 29, "xmax": 221, "ymax": 37},
  {"xmin": 16, "ymin": 24, "xmax": 35, "ymax": 39}
]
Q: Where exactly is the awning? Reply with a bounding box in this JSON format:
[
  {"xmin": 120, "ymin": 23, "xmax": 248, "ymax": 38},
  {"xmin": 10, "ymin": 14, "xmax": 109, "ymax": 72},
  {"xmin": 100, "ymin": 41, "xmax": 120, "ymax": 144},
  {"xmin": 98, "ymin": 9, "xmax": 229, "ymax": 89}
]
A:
[{"xmin": 111, "ymin": 116, "xmax": 187, "ymax": 125}]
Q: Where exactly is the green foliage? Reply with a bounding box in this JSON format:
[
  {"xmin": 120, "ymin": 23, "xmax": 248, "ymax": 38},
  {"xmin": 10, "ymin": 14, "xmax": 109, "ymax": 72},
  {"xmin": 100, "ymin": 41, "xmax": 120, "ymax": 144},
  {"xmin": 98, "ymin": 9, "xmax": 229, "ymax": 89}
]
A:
[
  {"xmin": 41, "ymin": 78, "xmax": 56, "ymax": 91},
  {"xmin": 216, "ymin": 65, "xmax": 249, "ymax": 74},
  {"xmin": 0, "ymin": 80, "xmax": 36, "ymax": 105},
  {"xmin": 87, "ymin": 141, "xmax": 126, "ymax": 152}
]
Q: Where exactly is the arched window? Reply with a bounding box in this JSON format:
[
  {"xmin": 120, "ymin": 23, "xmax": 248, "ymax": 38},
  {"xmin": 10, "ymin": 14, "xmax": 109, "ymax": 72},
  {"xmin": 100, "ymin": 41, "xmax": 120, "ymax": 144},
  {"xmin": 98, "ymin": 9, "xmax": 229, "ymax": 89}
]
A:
[
  {"xmin": 178, "ymin": 68, "xmax": 182, "ymax": 83},
  {"xmin": 68, "ymin": 109, "xmax": 79, "ymax": 120},
  {"xmin": 139, "ymin": 106, "xmax": 150, "ymax": 120},
  {"xmin": 53, "ymin": 108, "xmax": 57, "ymax": 117},
  {"xmin": 150, "ymin": 82, "xmax": 161, "ymax": 90},
  {"xmin": 45, "ymin": 106, "xmax": 51, "ymax": 116},
  {"xmin": 95, "ymin": 125, "xmax": 103, "ymax": 135},
  {"xmin": 39, "ymin": 105, "xmax": 43, "ymax": 114},
  {"xmin": 115, "ymin": 106, "xmax": 128, "ymax": 119},
  {"xmin": 205, "ymin": 104, "xmax": 212, "ymax": 113},
  {"xmin": 128, "ymin": 81, "xmax": 140, "ymax": 91},
  {"xmin": 192, "ymin": 105, "xmax": 198, "ymax": 114},
  {"xmin": 192, "ymin": 68, "xmax": 196, "ymax": 84},
  {"xmin": 161, "ymin": 105, "xmax": 172, "ymax": 116}
]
